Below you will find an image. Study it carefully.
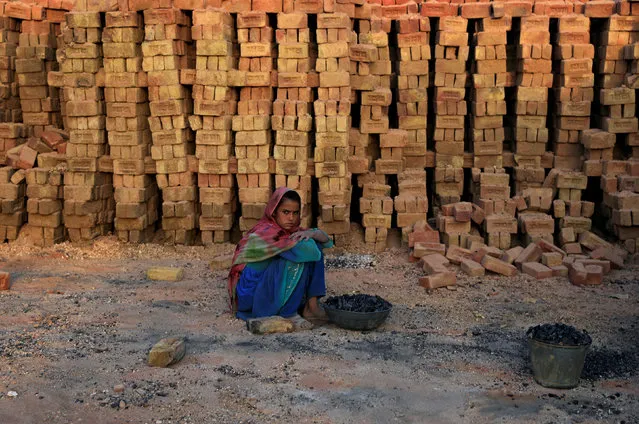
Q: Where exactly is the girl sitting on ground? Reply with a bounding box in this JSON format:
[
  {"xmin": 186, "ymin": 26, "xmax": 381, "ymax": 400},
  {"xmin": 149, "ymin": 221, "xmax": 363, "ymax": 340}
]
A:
[{"xmin": 227, "ymin": 187, "xmax": 333, "ymax": 328}]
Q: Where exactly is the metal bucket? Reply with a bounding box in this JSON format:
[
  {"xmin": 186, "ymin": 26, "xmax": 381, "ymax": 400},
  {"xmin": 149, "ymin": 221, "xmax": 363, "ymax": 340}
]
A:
[{"xmin": 528, "ymin": 337, "xmax": 590, "ymax": 389}]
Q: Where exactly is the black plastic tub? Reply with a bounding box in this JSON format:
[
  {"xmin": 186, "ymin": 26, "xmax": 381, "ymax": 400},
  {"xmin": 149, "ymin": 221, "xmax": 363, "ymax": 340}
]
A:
[{"xmin": 323, "ymin": 294, "xmax": 392, "ymax": 331}]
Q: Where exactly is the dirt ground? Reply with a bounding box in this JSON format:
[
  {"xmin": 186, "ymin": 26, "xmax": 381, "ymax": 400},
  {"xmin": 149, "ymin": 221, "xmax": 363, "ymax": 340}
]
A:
[{"xmin": 0, "ymin": 235, "xmax": 638, "ymax": 424}]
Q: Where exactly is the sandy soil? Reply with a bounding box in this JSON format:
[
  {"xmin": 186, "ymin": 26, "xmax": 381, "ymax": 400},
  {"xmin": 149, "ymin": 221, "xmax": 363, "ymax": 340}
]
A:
[{"xmin": 0, "ymin": 235, "xmax": 638, "ymax": 424}]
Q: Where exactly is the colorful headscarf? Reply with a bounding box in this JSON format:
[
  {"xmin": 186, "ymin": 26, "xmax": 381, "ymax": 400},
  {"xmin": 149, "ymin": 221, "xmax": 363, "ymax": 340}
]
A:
[{"xmin": 227, "ymin": 187, "xmax": 305, "ymax": 312}]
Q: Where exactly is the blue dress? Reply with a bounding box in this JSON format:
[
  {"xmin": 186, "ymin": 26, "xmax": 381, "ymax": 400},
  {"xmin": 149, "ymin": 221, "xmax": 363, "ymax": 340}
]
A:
[{"xmin": 235, "ymin": 237, "xmax": 333, "ymax": 320}]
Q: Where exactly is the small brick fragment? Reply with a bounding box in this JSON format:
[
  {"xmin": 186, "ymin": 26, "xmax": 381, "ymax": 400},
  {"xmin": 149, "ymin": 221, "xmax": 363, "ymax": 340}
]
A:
[{"xmin": 0, "ymin": 272, "xmax": 10, "ymax": 290}]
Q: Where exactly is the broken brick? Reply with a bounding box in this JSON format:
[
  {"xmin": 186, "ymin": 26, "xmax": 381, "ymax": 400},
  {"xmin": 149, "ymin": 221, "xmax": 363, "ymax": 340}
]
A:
[{"xmin": 0, "ymin": 272, "xmax": 9, "ymax": 290}]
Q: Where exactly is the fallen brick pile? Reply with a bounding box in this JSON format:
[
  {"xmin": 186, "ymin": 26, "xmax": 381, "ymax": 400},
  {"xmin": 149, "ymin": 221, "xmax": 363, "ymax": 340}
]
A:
[
  {"xmin": 0, "ymin": 0, "xmax": 636, "ymax": 260},
  {"xmin": 412, "ymin": 215, "xmax": 626, "ymax": 289}
]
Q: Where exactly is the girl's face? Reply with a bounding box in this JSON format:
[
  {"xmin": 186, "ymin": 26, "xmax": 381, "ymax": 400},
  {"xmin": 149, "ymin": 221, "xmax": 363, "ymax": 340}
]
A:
[{"xmin": 274, "ymin": 199, "xmax": 300, "ymax": 231}]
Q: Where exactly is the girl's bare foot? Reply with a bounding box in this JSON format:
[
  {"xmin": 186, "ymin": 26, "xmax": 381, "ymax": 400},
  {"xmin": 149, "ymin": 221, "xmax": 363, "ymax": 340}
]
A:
[
  {"xmin": 303, "ymin": 298, "xmax": 328, "ymax": 324},
  {"xmin": 288, "ymin": 314, "xmax": 314, "ymax": 331}
]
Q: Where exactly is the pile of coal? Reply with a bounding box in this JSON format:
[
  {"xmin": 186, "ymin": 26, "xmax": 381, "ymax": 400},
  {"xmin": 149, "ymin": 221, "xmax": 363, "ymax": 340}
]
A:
[
  {"xmin": 324, "ymin": 294, "xmax": 392, "ymax": 313},
  {"xmin": 527, "ymin": 323, "xmax": 592, "ymax": 346}
]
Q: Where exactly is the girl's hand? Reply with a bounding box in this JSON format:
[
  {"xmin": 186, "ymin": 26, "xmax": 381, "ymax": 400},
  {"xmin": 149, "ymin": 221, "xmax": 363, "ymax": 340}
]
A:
[{"xmin": 290, "ymin": 230, "xmax": 317, "ymax": 242}]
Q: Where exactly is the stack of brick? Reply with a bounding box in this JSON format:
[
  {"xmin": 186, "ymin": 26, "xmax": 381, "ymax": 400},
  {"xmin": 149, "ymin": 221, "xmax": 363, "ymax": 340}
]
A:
[
  {"xmin": 596, "ymin": 87, "xmax": 638, "ymax": 139},
  {"xmin": 0, "ymin": 15, "xmax": 21, "ymax": 122},
  {"xmin": 191, "ymin": 9, "xmax": 237, "ymax": 244},
  {"xmin": 600, "ymin": 160, "xmax": 639, "ymax": 252},
  {"xmin": 141, "ymin": 8, "xmax": 197, "ymax": 244},
  {"xmin": 395, "ymin": 168, "xmax": 428, "ymax": 242},
  {"xmin": 624, "ymin": 31, "xmax": 639, "ymax": 156},
  {"xmin": 347, "ymin": 128, "xmax": 375, "ymax": 174},
  {"xmin": 233, "ymin": 12, "xmax": 274, "ymax": 234},
  {"xmin": 546, "ymin": 170, "xmax": 592, "ymax": 251},
  {"xmin": 433, "ymin": 16, "xmax": 468, "ymax": 206},
  {"xmin": 25, "ymin": 166, "xmax": 64, "ymax": 246},
  {"xmin": 394, "ymin": 14, "xmax": 429, "ymax": 169},
  {"xmin": 360, "ymin": 18, "xmax": 397, "ymax": 176},
  {"xmin": 0, "ymin": 122, "xmax": 25, "ymax": 165},
  {"xmin": 60, "ymin": 12, "xmax": 114, "ymax": 243},
  {"xmin": 348, "ymin": 18, "xmax": 377, "ymax": 176},
  {"xmin": 581, "ymin": 129, "xmax": 615, "ymax": 177},
  {"xmin": 511, "ymin": 15, "xmax": 551, "ymax": 193},
  {"xmin": 470, "ymin": 17, "xmax": 511, "ymax": 170},
  {"xmin": 0, "ymin": 166, "xmax": 26, "ymax": 241},
  {"xmin": 551, "ymin": 15, "xmax": 594, "ymax": 171},
  {"xmin": 418, "ymin": 252, "xmax": 456, "ymax": 290},
  {"xmin": 357, "ymin": 18, "xmax": 391, "ymax": 137},
  {"xmin": 314, "ymin": 13, "xmax": 352, "ymax": 243},
  {"xmin": 274, "ymin": 12, "xmax": 314, "ymax": 228},
  {"xmin": 436, "ymin": 201, "xmax": 473, "ymax": 248},
  {"xmin": 358, "ymin": 173, "xmax": 392, "ymax": 252},
  {"xmin": 408, "ymin": 219, "xmax": 442, "ymax": 260},
  {"xmin": 13, "ymin": 6, "xmax": 62, "ymax": 136},
  {"xmin": 471, "ymin": 167, "xmax": 517, "ymax": 249},
  {"xmin": 518, "ymin": 186, "xmax": 554, "ymax": 245},
  {"xmin": 594, "ymin": 15, "xmax": 638, "ymax": 139},
  {"xmin": 104, "ymin": 11, "xmax": 158, "ymax": 243}
]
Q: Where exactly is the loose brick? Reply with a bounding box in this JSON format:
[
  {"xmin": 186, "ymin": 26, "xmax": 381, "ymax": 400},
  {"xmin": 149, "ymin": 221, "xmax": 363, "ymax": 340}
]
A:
[
  {"xmin": 541, "ymin": 252, "xmax": 563, "ymax": 267},
  {"xmin": 481, "ymin": 255, "xmax": 518, "ymax": 277},
  {"xmin": 446, "ymin": 245, "xmax": 473, "ymax": 264},
  {"xmin": 419, "ymin": 272, "xmax": 457, "ymax": 290},
  {"xmin": 413, "ymin": 242, "xmax": 446, "ymax": 258},
  {"xmin": 522, "ymin": 262, "xmax": 553, "ymax": 279},
  {"xmin": 514, "ymin": 243, "xmax": 542, "ymax": 269},
  {"xmin": 461, "ymin": 259, "xmax": 485, "ymax": 277},
  {"xmin": 551, "ymin": 265, "xmax": 569, "ymax": 277},
  {"xmin": 501, "ymin": 246, "xmax": 524, "ymax": 264},
  {"xmin": 421, "ymin": 253, "xmax": 449, "ymax": 274}
]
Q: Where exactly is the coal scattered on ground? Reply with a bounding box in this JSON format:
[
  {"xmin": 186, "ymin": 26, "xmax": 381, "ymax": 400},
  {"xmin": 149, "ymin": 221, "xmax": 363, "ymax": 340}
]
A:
[
  {"xmin": 324, "ymin": 254, "xmax": 375, "ymax": 270},
  {"xmin": 527, "ymin": 323, "xmax": 592, "ymax": 346},
  {"xmin": 582, "ymin": 348, "xmax": 639, "ymax": 380},
  {"xmin": 323, "ymin": 294, "xmax": 392, "ymax": 313}
]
